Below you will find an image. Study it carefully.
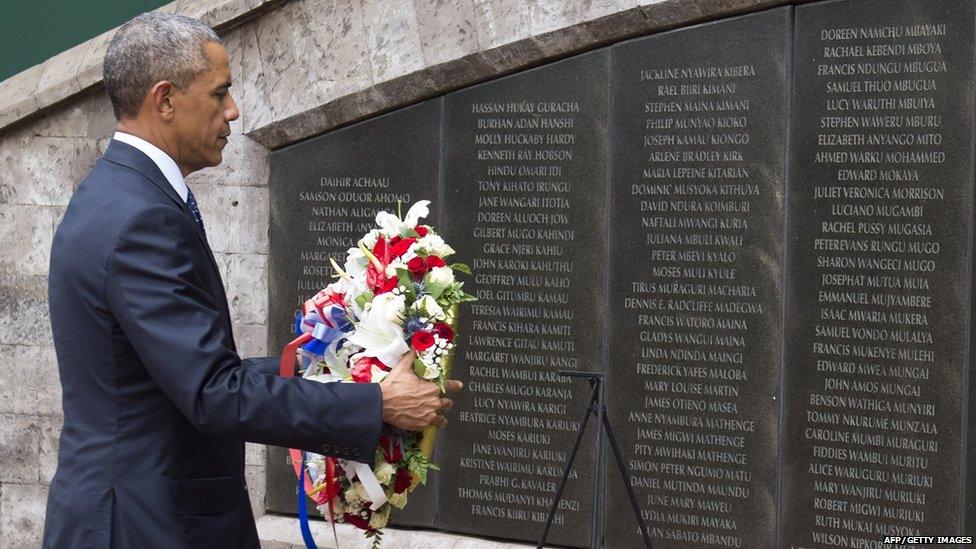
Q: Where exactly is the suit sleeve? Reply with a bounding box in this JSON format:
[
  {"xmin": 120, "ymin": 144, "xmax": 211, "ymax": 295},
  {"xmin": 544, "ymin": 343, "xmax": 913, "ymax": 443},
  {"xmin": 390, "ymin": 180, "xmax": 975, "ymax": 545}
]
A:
[
  {"xmin": 241, "ymin": 356, "xmax": 282, "ymax": 377},
  {"xmin": 105, "ymin": 203, "xmax": 381, "ymax": 460}
]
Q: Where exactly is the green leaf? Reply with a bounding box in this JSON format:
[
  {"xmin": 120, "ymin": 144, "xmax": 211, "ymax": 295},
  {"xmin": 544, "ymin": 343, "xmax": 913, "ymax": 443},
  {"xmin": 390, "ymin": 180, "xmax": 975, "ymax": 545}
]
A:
[
  {"xmin": 395, "ymin": 269, "xmax": 416, "ymax": 301},
  {"xmin": 412, "ymin": 357, "xmax": 426, "ymax": 378},
  {"xmin": 425, "ymin": 280, "xmax": 448, "ymax": 300},
  {"xmin": 449, "ymin": 263, "xmax": 472, "ymax": 275},
  {"xmin": 355, "ymin": 290, "xmax": 375, "ymax": 309}
]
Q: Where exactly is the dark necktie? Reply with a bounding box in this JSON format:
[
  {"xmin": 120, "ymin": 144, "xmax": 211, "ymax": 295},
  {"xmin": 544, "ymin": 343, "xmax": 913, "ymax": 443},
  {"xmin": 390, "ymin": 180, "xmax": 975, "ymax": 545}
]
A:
[{"xmin": 186, "ymin": 187, "xmax": 205, "ymax": 233}]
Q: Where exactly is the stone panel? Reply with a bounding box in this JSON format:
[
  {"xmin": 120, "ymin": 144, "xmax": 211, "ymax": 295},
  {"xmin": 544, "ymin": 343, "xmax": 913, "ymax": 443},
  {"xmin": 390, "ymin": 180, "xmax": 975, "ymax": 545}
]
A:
[
  {"xmin": 0, "ymin": 483, "xmax": 48, "ymax": 548},
  {"xmin": 0, "ymin": 136, "xmax": 99, "ymax": 207},
  {"xmin": 38, "ymin": 415, "xmax": 64, "ymax": 485},
  {"xmin": 192, "ymin": 183, "xmax": 269, "ymax": 254},
  {"xmin": 215, "ymin": 252, "xmax": 269, "ymax": 325},
  {"xmin": 782, "ymin": 0, "xmax": 975, "ymax": 545},
  {"xmin": 606, "ymin": 7, "xmax": 790, "ymax": 547},
  {"xmin": 439, "ymin": 49, "xmax": 610, "ymax": 546},
  {"xmin": 0, "ymin": 206, "xmax": 58, "ymax": 277},
  {"xmin": 0, "ymin": 416, "xmax": 41, "ymax": 484},
  {"xmin": 0, "ymin": 345, "xmax": 61, "ymax": 417},
  {"xmin": 0, "ymin": 276, "xmax": 49, "ymax": 346},
  {"xmin": 235, "ymin": 323, "xmax": 270, "ymax": 359},
  {"xmin": 266, "ymin": 99, "xmax": 442, "ymax": 526}
]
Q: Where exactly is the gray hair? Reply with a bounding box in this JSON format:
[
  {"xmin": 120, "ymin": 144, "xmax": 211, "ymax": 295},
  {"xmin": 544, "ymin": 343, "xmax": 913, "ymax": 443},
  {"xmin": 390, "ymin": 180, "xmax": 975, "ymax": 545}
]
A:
[{"xmin": 103, "ymin": 12, "xmax": 220, "ymax": 120}]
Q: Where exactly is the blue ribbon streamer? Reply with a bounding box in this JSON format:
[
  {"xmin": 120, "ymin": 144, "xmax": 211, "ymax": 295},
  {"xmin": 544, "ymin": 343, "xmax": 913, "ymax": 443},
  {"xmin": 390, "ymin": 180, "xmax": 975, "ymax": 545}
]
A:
[{"xmin": 297, "ymin": 452, "xmax": 318, "ymax": 549}]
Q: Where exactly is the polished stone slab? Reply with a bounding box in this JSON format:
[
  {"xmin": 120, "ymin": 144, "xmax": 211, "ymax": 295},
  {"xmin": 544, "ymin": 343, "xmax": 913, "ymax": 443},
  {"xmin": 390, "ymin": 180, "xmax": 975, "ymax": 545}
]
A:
[
  {"xmin": 266, "ymin": 98, "xmax": 442, "ymax": 527},
  {"xmin": 606, "ymin": 7, "xmax": 791, "ymax": 547},
  {"xmin": 437, "ymin": 49, "xmax": 611, "ymax": 546},
  {"xmin": 782, "ymin": 0, "xmax": 975, "ymax": 545}
]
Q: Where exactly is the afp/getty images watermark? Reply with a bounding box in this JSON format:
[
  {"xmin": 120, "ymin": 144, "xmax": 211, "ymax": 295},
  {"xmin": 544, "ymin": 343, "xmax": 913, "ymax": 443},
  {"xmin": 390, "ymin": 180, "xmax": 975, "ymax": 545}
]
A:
[{"xmin": 883, "ymin": 536, "xmax": 974, "ymax": 545}]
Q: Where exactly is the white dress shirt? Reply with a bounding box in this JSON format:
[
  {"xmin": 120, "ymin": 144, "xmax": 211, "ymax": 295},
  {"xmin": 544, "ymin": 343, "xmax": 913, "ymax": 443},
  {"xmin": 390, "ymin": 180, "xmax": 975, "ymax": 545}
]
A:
[{"xmin": 113, "ymin": 131, "xmax": 189, "ymax": 203}]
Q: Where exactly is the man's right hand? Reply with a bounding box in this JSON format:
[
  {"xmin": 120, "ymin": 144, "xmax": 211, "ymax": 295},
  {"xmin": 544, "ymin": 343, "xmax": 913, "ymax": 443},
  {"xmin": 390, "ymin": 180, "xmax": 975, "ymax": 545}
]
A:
[{"xmin": 379, "ymin": 351, "xmax": 461, "ymax": 431}]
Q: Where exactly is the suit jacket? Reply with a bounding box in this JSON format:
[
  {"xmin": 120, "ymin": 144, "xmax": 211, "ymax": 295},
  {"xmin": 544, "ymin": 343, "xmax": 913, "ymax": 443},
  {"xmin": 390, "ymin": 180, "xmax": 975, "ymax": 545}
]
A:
[{"xmin": 43, "ymin": 140, "xmax": 382, "ymax": 548}]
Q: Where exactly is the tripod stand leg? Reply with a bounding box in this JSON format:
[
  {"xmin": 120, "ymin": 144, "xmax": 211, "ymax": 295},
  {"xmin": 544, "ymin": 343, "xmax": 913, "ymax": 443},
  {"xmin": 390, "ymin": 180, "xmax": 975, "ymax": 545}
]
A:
[
  {"xmin": 602, "ymin": 411, "xmax": 653, "ymax": 549},
  {"xmin": 537, "ymin": 384, "xmax": 599, "ymax": 549}
]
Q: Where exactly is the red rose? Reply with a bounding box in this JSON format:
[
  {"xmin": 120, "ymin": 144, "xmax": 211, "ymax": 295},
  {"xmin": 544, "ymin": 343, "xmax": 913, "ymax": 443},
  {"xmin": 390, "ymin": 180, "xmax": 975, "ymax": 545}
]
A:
[
  {"xmin": 407, "ymin": 256, "xmax": 427, "ymax": 279},
  {"xmin": 425, "ymin": 255, "xmax": 446, "ymax": 269},
  {"xmin": 433, "ymin": 322, "xmax": 454, "ymax": 342},
  {"xmin": 414, "ymin": 226, "xmax": 429, "ymax": 237},
  {"xmin": 343, "ymin": 512, "xmax": 371, "ymax": 530},
  {"xmin": 411, "ymin": 331, "xmax": 435, "ymax": 352},
  {"xmin": 394, "ymin": 468, "xmax": 413, "ymax": 493}
]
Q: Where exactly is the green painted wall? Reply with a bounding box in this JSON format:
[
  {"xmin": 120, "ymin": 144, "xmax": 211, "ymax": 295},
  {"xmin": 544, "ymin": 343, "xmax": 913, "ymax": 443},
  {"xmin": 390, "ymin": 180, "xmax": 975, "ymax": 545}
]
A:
[{"xmin": 0, "ymin": 0, "xmax": 171, "ymax": 83}]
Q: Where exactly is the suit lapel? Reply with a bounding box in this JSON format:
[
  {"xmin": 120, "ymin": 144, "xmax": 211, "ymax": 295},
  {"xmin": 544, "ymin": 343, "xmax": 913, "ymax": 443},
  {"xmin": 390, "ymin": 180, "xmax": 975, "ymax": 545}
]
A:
[{"xmin": 103, "ymin": 141, "xmax": 235, "ymax": 343}]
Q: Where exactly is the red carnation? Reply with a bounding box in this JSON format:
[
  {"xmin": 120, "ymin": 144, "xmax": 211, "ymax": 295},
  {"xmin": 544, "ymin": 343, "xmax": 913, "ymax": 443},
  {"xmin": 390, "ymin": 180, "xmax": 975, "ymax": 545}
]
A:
[
  {"xmin": 411, "ymin": 331, "xmax": 435, "ymax": 352},
  {"xmin": 414, "ymin": 226, "xmax": 429, "ymax": 237},
  {"xmin": 343, "ymin": 512, "xmax": 371, "ymax": 530},
  {"xmin": 394, "ymin": 468, "xmax": 413, "ymax": 493},
  {"xmin": 433, "ymin": 322, "xmax": 454, "ymax": 342},
  {"xmin": 425, "ymin": 255, "xmax": 446, "ymax": 269}
]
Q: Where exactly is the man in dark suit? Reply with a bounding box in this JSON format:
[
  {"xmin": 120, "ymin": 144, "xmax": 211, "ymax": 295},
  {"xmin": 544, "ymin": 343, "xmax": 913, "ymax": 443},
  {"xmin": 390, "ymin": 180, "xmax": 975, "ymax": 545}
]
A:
[{"xmin": 42, "ymin": 12, "xmax": 457, "ymax": 548}]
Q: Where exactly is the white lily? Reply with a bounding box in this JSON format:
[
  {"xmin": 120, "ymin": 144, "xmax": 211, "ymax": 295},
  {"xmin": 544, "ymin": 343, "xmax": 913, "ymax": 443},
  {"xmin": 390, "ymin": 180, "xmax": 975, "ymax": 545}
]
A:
[
  {"xmin": 343, "ymin": 246, "xmax": 368, "ymax": 277},
  {"xmin": 375, "ymin": 210, "xmax": 403, "ymax": 238},
  {"xmin": 347, "ymin": 292, "xmax": 408, "ymax": 367},
  {"xmin": 404, "ymin": 200, "xmax": 431, "ymax": 227}
]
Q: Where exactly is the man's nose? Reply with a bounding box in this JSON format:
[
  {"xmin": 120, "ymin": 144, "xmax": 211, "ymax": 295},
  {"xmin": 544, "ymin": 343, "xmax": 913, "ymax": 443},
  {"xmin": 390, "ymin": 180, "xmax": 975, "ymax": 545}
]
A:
[{"xmin": 226, "ymin": 92, "xmax": 240, "ymax": 122}]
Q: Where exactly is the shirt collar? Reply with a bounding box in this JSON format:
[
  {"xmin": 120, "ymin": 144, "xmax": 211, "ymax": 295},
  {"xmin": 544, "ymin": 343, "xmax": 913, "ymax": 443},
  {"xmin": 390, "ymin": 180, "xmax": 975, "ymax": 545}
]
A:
[{"xmin": 112, "ymin": 131, "xmax": 189, "ymax": 203}]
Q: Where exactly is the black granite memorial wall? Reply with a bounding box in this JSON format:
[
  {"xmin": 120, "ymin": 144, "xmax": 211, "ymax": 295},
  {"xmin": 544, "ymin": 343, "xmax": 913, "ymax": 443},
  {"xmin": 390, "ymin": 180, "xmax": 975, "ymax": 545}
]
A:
[
  {"xmin": 606, "ymin": 7, "xmax": 789, "ymax": 548},
  {"xmin": 267, "ymin": 99, "xmax": 442, "ymax": 527},
  {"xmin": 781, "ymin": 0, "xmax": 975, "ymax": 546},
  {"xmin": 266, "ymin": 0, "xmax": 976, "ymax": 546},
  {"xmin": 437, "ymin": 49, "xmax": 610, "ymax": 545}
]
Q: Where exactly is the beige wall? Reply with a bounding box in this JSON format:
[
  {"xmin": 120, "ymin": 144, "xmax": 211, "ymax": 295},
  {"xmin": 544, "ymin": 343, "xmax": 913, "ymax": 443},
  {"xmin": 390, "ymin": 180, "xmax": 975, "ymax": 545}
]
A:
[{"xmin": 0, "ymin": 0, "xmax": 792, "ymax": 546}]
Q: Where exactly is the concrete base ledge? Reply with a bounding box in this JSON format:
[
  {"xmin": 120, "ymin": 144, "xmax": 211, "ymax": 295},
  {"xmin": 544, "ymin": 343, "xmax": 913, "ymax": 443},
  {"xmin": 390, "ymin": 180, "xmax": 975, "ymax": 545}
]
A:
[{"xmin": 256, "ymin": 514, "xmax": 534, "ymax": 549}]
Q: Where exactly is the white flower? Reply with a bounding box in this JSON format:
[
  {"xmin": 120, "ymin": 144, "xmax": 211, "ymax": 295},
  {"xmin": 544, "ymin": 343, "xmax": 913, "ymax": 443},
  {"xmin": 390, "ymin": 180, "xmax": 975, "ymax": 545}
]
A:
[
  {"xmin": 417, "ymin": 233, "xmax": 454, "ymax": 257},
  {"xmin": 354, "ymin": 481, "xmax": 371, "ymax": 502},
  {"xmin": 422, "ymin": 362, "xmax": 441, "ymax": 380},
  {"xmin": 388, "ymin": 491, "xmax": 408, "ymax": 509},
  {"xmin": 385, "ymin": 257, "xmax": 407, "ymax": 278},
  {"xmin": 344, "ymin": 247, "xmax": 368, "ymax": 277},
  {"xmin": 426, "ymin": 266, "xmax": 455, "ymax": 287},
  {"xmin": 361, "ymin": 229, "xmax": 381, "ymax": 248},
  {"xmin": 347, "ymin": 293, "xmax": 409, "ymax": 368},
  {"xmin": 344, "ymin": 485, "xmax": 364, "ymax": 506},
  {"xmin": 374, "ymin": 461, "xmax": 396, "ymax": 485},
  {"xmin": 414, "ymin": 295, "xmax": 445, "ymax": 321},
  {"xmin": 375, "ymin": 210, "xmax": 403, "ymax": 238},
  {"xmin": 403, "ymin": 200, "xmax": 431, "ymax": 227}
]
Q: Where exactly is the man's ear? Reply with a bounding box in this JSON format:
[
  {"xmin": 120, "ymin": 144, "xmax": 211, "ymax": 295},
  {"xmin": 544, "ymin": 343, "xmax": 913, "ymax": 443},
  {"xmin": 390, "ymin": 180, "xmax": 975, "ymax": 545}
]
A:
[{"xmin": 148, "ymin": 81, "xmax": 176, "ymax": 121}]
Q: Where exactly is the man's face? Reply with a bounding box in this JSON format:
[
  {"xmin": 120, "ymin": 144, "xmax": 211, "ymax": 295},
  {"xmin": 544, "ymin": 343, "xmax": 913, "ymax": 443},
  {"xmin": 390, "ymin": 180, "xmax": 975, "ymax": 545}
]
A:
[{"xmin": 170, "ymin": 41, "xmax": 239, "ymax": 174}]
